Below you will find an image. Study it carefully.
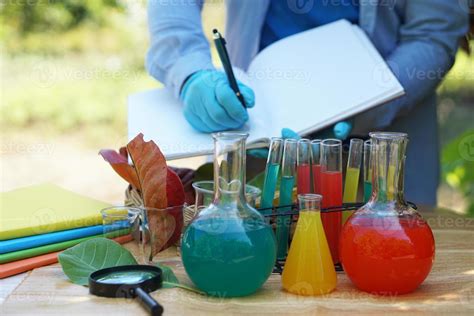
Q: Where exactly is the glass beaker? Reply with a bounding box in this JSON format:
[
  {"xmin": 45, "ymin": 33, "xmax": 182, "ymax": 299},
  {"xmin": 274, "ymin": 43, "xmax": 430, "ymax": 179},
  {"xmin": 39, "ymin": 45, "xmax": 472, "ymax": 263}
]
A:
[
  {"xmin": 282, "ymin": 194, "xmax": 337, "ymax": 296},
  {"xmin": 101, "ymin": 206, "xmax": 141, "ymax": 239},
  {"xmin": 340, "ymin": 132, "xmax": 435, "ymax": 295},
  {"xmin": 192, "ymin": 180, "xmax": 262, "ymax": 210},
  {"xmin": 181, "ymin": 132, "xmax": 277, "ymax": 297},
  {"xmin": 140, "ymin": 205, "xmax": 185, "ymax": 264}
]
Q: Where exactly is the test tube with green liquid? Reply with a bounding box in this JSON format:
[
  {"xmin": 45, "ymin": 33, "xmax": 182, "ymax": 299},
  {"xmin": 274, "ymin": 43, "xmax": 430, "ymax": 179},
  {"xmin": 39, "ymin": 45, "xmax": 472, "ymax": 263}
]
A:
[
  {"xmin": 260, "ymin": 137, "xmax": 283, "ymax": 215},
  {"xmin": 342, "ymin": 138, "xmax": 363, "ymax": 224},
  {"xmin": 363, "ymin": 140, "xmax": 373, "ymax": 202},
  {"xmin": 276, "ymin": 139, "xmax": 297, "ymax": 260}
]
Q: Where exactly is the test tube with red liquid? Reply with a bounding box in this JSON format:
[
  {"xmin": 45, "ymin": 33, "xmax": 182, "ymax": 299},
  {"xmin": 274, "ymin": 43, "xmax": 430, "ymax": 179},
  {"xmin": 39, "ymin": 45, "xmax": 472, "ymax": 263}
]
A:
[
  {"xmin": 297, "ymin": 139, "xmax": 311, "ymax": 195},
  {"xmin": 320, "ymin": 139, "xmax": 343, "ymax": 264}
]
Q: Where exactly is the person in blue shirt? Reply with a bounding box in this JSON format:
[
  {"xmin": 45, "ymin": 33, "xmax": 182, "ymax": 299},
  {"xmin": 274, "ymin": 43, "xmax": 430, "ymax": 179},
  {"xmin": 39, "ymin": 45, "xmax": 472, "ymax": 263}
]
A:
[{"xmin": 145, "ymin": 0, "xmax": 468, "ymax": 206}]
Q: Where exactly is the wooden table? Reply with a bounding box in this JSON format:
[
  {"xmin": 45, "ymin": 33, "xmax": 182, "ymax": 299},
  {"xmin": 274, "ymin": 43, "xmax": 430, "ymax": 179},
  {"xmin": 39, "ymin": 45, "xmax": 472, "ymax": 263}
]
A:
[{"xmin": 1, "ymin": 210, "xmax": 473, "ymax": 315}]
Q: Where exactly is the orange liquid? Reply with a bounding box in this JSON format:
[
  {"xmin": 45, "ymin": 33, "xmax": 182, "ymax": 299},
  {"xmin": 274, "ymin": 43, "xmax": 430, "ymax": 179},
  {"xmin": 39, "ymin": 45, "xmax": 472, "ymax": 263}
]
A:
[
  {"xmin": 297, "ymin": 164, "xmax": 311, "ymax": 195},
  {"xmin": 282, "ymin": 211, "xmax": 336, "ymax": 295},
  {"xmin": 340, "ymin": 216, "xmax": 435, "ymax": 295},
  {"xmin": 320, "ymin": 171, "xmax": 342, "ymax": 263},
  {"xmin": 312, "ymin": 164, "xmax": 321, "ymax": 194}
]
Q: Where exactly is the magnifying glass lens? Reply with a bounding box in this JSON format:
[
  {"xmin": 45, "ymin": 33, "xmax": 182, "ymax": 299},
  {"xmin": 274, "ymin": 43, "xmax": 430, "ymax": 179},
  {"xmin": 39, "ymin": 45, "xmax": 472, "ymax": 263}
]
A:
[
  {"xmin": 90, "ymin": 265, "xmax": 164, "ymax": 316},
  {"xmin": 96, "ymin": 270, "xmax": 158, "ymax": 285}
]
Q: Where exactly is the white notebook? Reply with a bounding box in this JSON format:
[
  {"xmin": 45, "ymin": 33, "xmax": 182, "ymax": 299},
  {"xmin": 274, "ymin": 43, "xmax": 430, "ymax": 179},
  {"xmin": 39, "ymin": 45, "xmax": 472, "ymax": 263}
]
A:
[{"xmin": 129, "ymin": 20, "xmax": 404, "ymax": 160}]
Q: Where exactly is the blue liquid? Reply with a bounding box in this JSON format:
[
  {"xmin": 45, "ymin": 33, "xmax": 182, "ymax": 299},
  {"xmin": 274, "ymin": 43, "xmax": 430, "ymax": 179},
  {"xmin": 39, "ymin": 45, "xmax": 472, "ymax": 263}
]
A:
[
  {"xmin": 181, "ymin": 217, "xmax": 276, "ymax": 297},
  {"xmin": 261, "ymin": 163, "xmax": 280, "ymax": 214},
  {"xmin": 364, "ymin": 181, "xmax": 372, "ymax": 202},
  {"xmin": 276, "ymin": 175, "xmax": 295, "ymax": 260}
]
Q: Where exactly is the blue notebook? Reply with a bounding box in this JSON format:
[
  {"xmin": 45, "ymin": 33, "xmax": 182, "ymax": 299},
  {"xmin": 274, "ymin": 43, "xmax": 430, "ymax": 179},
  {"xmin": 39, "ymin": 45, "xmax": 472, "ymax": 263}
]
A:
[{"xmin": 0, "ymin": 225, "xmax": 105, "ymax": 254}]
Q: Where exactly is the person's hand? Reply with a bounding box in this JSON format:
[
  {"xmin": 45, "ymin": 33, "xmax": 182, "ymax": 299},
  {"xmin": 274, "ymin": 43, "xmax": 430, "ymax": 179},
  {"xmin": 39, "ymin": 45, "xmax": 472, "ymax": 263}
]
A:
[
  {"xmin": 247, "ymin": 121, "xmax": 353, "ymax": 159},
  {"xmin": 315, "ymin": 120, "xmax": 354, "ymax": 140},
  {"xmin": 180, "ymin": 70, "xmax": 255, "ymax": 133},
  {"xmin": 281, "ymin": 128, "xmax": 301, "ymax": 140},
  {"xmin": 333, "ymin": 121, "xmax": 353, "ymax": 140},
  {"xmin": 248, "ymin": 128, "xmax": 301, "ymax": 159}
]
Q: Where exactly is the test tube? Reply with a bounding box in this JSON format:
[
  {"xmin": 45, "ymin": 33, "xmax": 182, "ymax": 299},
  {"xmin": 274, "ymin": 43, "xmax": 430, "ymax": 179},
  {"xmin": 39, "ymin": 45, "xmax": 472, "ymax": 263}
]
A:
[
  {"xmin": 276, "ymin": 139, "xmax": 297, "ymax": 260},
  {"xmin": 310, "ymin": 139, "xmax": 322, "ymax": 194},
  {"xmin": 297, "ymin": 139, "xmax": 311, "ymax": 195},
  {"xmin": 260, "ymin": 138, "xmax": 283, "ymax": 215},
  {"xmin": 342, "ymin": 138, "xmax": 364, "ymax": 224},
  {"xmin": 320, "ymin": 139, "xmax": 343, "ymax": 264},
  {"xmin": 363, "ymin": 140, "xmax": 373, "ymax": 202}
]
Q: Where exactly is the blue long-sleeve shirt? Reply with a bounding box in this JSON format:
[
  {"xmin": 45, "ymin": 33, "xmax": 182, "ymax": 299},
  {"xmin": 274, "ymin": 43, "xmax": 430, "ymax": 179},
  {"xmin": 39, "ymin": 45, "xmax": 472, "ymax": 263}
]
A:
[
  {"xmin": 260, "ymin": 0, "xmax": 359, "ymax": 50},
  {"xmin": 145, "ymin": 0, "xmax": 469, "ymax": 206}
]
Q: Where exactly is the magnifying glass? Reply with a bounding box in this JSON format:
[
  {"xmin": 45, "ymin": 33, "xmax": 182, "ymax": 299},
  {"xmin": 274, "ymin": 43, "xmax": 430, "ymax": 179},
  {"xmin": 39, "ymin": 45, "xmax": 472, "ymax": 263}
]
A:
[{"xmin": 89, "ymin": 265, "xmax": 164, "ymax": 316}]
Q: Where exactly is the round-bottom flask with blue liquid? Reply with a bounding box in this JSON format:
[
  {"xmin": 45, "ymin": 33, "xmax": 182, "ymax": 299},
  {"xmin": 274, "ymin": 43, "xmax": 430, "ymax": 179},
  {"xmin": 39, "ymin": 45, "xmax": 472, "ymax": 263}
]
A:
[{"xmin": 181, "ymin": 132, "xmax": 276, "ymax": 297}]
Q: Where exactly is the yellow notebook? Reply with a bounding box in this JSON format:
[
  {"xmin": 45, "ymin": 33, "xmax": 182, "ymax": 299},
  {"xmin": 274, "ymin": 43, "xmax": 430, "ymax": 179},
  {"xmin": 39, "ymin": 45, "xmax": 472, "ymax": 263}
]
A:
[{"xmin": 0, "ymin": 184, "xmax": 110, "ymax": 240}]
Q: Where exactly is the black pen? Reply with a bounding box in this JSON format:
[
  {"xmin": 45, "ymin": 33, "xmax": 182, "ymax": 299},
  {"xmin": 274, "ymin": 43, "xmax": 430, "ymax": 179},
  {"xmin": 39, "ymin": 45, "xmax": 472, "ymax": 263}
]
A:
[{"xmin": 212, "ymin": 29, "xmax": 247, "ymax": 109}]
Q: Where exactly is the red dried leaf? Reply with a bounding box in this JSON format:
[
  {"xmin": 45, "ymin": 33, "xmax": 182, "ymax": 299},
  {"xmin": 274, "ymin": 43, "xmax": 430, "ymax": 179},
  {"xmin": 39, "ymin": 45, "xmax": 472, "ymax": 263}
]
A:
[
  {"xmin": 126, "ymin": 133, "xmax": 168, "ymax": 209},
  {"xmin": 167, "ymin": 168, "xmax": 186, "ymax": 207},
  {"xmin": 99, "ymin": 149, "xmax": 140, "ymax": 189},
  {"xmin": 169, "ymin": 167, "xmax": 195, "ymax": 205},
  {"xmin": 159, "ymin": 168, "xmax": 185, "ymax": 250},
  {"xmin": 101, "ymin": 134, "xmax": 187, "ymax": 256},
  {"xmin": 119, "ymin": 146, "xmax": 128, "ymax": 159},
  {"xmin": 147, "ymin": 169, "xmax": 186, "ymax": 253},
  {"xmin": 126, "ymin": 134, "xmax": 169, "ymax": 256}
]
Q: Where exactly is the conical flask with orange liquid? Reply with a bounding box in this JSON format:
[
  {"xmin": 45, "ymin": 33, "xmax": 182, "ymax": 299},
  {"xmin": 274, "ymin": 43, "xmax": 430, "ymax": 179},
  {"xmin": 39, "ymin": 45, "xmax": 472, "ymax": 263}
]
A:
[{"xmin": 282, "ymin": 194, "xmax": 337, "ymax": 296}]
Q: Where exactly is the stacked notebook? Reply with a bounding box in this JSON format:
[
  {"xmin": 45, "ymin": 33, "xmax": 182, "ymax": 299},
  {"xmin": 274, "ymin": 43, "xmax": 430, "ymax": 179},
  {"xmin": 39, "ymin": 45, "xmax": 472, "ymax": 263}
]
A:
[{"xmin": 0, "ymin": 184, "xmax": 132, "ymax": 278}]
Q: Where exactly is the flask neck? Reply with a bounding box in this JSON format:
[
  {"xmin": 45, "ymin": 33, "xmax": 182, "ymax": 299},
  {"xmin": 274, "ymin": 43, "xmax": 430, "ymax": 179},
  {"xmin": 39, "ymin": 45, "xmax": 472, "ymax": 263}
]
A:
[
  {"xmin": 298, "ymin": 194, "xmax": 322, "ymax": 213},
  {"xmin": 212, "ymin": 133, "xmax": 248, "ymax": 205},
  {"xmin": 369, "ymin": 132, "xmax": 408, "ymax": 206}
]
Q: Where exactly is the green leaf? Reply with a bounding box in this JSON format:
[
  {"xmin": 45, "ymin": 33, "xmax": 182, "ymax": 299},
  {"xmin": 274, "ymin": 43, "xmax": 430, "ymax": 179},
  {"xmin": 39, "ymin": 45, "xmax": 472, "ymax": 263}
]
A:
[
  {"xmin": 248, "ymin": 170, "xmax": 281, "ymax": 192},
  {"xmin": 155, "ymin": 263, "xmax": 205, "ymax": 295},
  {"xmin": 58, "ymin": 237, "xmax": 137, "ymax": 286},
  {"xmin": 194, "ymin": 163, "xmax": 213, "ymax": 182},
  {"xmin": 155, "ymin": 262, "xmax": 179, "ymax": 287},
  {"xmin": 247, "ymin": 171, "xmax": 265, "ymax": 190},
  {"xmin": 441, "ymin": 129, "xmax": 474, "ymax": 217}
]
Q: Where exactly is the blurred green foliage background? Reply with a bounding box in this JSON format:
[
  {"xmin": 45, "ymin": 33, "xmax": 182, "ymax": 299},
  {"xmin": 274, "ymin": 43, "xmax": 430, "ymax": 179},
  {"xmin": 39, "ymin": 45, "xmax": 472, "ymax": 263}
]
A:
[{"xmin": 1, "ymin": 0, "xmax": 473, "ymax": 214}]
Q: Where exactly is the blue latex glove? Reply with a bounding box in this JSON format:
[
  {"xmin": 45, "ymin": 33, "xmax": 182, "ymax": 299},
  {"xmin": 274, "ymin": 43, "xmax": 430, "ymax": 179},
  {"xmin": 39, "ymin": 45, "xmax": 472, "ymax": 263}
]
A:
[
  {"xmin": 333, "ymin": 121, "xmax": 353, "ymax": 140},
  {"xmin": 248, "ymin": 128, "xmax": 301, "ymax": 159},
  {"xmin": 314, "ymin": 120, "xmax": 354, "ymax": 140},
  {"xmin": 281, "ymin": 128, "xmax": 301, "ymax": 140},
  {"xmin": 180, "ymin": 70, "xmax": 255, "ymax": 133},
  {"xmin": 248, "ymin": 122, "xmax": 352, "ymax": 159}
]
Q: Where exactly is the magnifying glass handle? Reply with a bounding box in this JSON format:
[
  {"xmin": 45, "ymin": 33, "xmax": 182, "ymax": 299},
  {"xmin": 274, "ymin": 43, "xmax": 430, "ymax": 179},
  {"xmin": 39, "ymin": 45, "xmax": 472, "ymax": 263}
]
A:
[{"xmin": 135, "ymin": 287, "xmax": 163, "ymax": 316}]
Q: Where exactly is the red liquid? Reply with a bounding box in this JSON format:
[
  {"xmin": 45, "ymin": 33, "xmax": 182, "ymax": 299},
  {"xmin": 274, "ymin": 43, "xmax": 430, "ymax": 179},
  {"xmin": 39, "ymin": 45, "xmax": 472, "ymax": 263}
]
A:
[
  {"xmin": 340, "ymin": 216, "xmax": 435, "ymax": 295},
  {"xmin": 312, "ymin": 164, "xmax": 321, "ymax": 194},
  {"xmin": 297, "ymin": 164, "xmax": 311, "ymax": 194},
  {"xmin": 320, "ymin": 171, "xmax": 342, "ymax": 263}
]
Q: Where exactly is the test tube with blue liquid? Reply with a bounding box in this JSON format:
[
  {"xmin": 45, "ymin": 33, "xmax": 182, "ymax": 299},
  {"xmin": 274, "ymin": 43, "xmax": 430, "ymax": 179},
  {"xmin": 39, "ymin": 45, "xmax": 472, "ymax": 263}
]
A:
[
  {"xmin": 276, "ymin": 139, "xmax": 297, "ymax": 260},
  {"xmin": 260, "ymin": 138, "xmax": 283, "ymax": 216}
]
